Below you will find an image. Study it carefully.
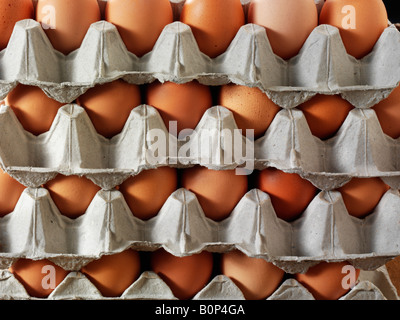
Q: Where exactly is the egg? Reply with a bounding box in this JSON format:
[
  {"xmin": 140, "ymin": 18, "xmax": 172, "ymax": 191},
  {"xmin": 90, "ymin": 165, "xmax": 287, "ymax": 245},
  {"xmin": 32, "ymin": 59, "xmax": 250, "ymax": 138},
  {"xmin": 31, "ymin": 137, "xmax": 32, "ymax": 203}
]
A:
[
  {"xmin": 220, "ymin": 250, "xmax": 285, "ymax": 300},
  {"xmin": 218, "ymin": 84, "xmax": 281, "ymax": 139},
  {"xmin": 295, "ymin": 261, "xmax": 360, "ymax": 300},
  {"xmin": 257, "ymin": 168, "xmax": 318, "ymax": 221},
  {"xmin": 146, "ymin": 80, "xmax": 212, "ymax": 136},
  {"xmin": 181, "ymin": 166, "xmax": 248, "ymax": 221},
  {"xmin": 105, "ymin": 0, "xmax": 173, "ymax": 57},
  {"xmin": 0, "ymin": 168, "xmax": 27, "ymax": 217},
  {"xmin": 5, "ymin": 84, "xmax": 64, "ymax": 136},
  {"xmin": 9, "ymin": 258, "xmax": 69, "ymax": 298},
  {"xmin": 372, "ymin": 85, "xmax": 400, "ymax": 139},
  {"xmin": 36, "ymin": 0, "xmax": 101, "ymax": 55},
  {"xmin": 298, "ymin": 94, "xmax": 354, "ymax": 140},
  {"xmin": 44, "ymin": 174, "xmax": 101, "ymax": 219},
  {"xmin": 150, "ymin": 249, "xmax": 213, "ymax": 300},
  {"xmin": 336, "ymin": 177, "xmax": 390, "ymax": 218},
  {"xmin": 248, "ymin": 0, "xmax": 318, "ymax": 60},
  {"xmin": 119, "ymin": 167, "xmax": 178, "ymax": 220},
  {"xmin": 76, "ymin": 80, "xmax": 142, "ymax": 138},
  {"xmin": 0, "ymin": 0, "xmax": 34, "ymax": 50},
  {"xmin": 180, "ymin": 0, "xmax": 245, "ymax": 58},
  {"xmin": 80, "ymin": 249, "xmax": 141, "ymax": 297},
  {"xmin": 319, "ymin": 0, "xmax": 388, "ymax": 59}
]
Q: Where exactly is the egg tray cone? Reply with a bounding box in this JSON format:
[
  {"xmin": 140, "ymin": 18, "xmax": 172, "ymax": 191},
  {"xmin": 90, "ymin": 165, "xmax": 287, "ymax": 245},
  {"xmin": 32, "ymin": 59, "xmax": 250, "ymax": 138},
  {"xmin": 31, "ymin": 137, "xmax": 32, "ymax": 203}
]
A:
[
  {"xmin": 0, "ymin": 266, "xmax": 397, "ymax": 300},
  {"xmin": 1, "ymin": 186, "xmax": 400, "ymax": 274},
  {"xmin": 0, "ymin": 14, "xmax": 399, "ymax": 108},
  {"xmin": 1, "ymin": 103, "xmax": 400, "ymax": 191}
]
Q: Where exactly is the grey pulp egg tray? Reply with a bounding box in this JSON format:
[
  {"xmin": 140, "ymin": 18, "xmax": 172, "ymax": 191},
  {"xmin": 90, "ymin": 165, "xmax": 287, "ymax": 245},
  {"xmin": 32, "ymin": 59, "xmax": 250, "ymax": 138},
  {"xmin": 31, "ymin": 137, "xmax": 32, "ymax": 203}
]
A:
[
  {"xmin": 0, "ymin": 19, "xmax": 399, "ymax": 190},
  {"xmin": 1, "ymin": 0, "xmax": 400, "ymax": 300},
  {"xmin": 0, "ymin": 264, "xmax": 398, "ymax": 300}
]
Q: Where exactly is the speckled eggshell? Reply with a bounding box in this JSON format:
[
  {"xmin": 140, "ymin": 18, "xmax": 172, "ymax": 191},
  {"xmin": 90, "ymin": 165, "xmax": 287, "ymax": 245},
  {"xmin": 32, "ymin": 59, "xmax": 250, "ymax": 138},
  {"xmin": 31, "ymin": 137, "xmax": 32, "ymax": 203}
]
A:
[
  {"xmin": 180, "ymin": 0, "xmax": 245, "ymax": 58},
  {"xmin": 218, "ymin": 84, "xmax": 281, "ymax": 139},
  {"xmin": 0, "ymin": 0, "xmax": 34, "ymax": 50}
]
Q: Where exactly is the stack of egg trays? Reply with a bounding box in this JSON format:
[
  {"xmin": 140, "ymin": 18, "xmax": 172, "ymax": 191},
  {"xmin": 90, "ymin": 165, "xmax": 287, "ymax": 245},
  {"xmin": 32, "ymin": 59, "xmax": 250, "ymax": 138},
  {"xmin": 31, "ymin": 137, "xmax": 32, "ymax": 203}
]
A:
[{"xmin": 1, "ymin": 0, "xmax": 400, "ymax": 299}]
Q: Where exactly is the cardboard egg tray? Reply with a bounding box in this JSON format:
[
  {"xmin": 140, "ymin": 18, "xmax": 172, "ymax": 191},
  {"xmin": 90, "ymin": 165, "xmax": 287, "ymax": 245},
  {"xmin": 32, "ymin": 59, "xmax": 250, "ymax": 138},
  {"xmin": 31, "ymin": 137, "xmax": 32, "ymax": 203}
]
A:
[
  {"xmin": 0, "ymin": 264, "xmax": 398, "ymax": 300},
  {"xmin": 1, "ymin": 187, "xmax": 400, "ymax": 274},
  {"xmin": 1, "ymin": 0, "xmax": 400, "ymax": 300},
  {"xmin": 1, "ymin": 12, "xmax": 400, "ymax": 189}
]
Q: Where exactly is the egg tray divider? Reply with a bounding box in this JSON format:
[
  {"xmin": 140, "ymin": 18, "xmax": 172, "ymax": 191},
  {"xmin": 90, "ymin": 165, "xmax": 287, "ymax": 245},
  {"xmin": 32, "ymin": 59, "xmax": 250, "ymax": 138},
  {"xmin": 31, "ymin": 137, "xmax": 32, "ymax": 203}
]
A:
[
  {"xmin": 1, "ymin": 102, "xmax": 400, "ymax": 192},
  {"xmin": 0, "ymin": 266, "xmax": 396, "ymax": 300},
  {"xmin": 0, "ymin": 17, "xmax": 399, "ymax": 109},
  {"xmin": 0, "ymin": 185, "xmax": 400, "ymax": 275}
]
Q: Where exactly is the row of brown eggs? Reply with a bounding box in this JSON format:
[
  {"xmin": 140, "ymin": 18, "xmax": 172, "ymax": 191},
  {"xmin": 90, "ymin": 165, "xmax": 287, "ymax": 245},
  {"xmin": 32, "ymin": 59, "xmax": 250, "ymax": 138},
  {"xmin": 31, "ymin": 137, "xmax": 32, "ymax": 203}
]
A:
[
  {"xmin": 0, "ymin": 165, "xmax": 391, "ymax": 222},
  {"xmin": 9, "ymin": 248, "xmax": 360, "ymax": 300},
  {"xmin": 5, "ymin": 79, "xmax": 400, "ymax": 141},
  {"xmin": 0, "ymin": 0, "xmax": 389, "ymax": 59}
]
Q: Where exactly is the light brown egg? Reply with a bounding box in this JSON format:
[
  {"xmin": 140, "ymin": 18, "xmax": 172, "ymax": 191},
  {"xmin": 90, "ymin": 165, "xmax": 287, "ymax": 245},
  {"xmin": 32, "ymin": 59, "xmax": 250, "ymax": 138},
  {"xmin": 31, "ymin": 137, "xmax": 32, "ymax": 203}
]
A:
[
  {"xmin": 5, "ymin": 84, "xmax": 64, "ymax": 136},
  {"xmin": 257, "ymin": 168, "xmax": 318, "ymax": 221},
  {"xmin": 248, "ymin": 0, "xmax": 318, "ymax": 60},
  {"xmin": 180, "ymin": 0, "xmax": 245, "ymax": 58},
  {"xmin": 150, "ymin": 249, "xmax": 213, "ymax": 300},
  {"xmin": 220, "ymin": 250, "xmax": 285, "ymax": 300},
  {"xmin": 0, "ymin": 168, "xmax": 26, "ymax": 217},
  {"xmin": 76, "ymin": 80, "xmax": 142, "ymax": 138},
  {"xmin": 319, "ymin": 0, "xmax": 388, "ymax": 59},
  {"xmin": 36, "ymin": 0, "xmax": 101, "ymax": 55},
  {"xmin": 181, "ymin": 166, "xmax": 248, "ymax": 221},
  {"xmin": 299, "ymin": 94, "xmax": 354, "ymax": 140},
  {"xmin": 295, "ymin": 261, "xmax": 361, "ymax": 300},
  {"xmin": 218, "ymin": 84, "xmax": 281, "ymax": 139},
  {"xmin": 105, "ymin": 0, "xmax": 173, "ymax": 57},
  {"xmin": 80, "ymin": 249, "xmax": 141, "ymax": 297},
  {"xmin": 0, "ymin": 0, "xmax": 34, "ymax": 50},
  {"xmin": 336, "ymin": 177, "xmax": 390, "ymax": 218},
  {"xmin": 44, "ymin": 174, "xmax": 101, "ymax": 219},
  {"xmin": 372, "ymin": 85, "xmax": 400, "ymax": 139},
  {"xmin": 146, "ymin": 80, "xmax": 212, "ymax": 135},
  {"xmin": 119, "ymin": 167, "xmax": 178, "ymax": 220},
  {"xmin": 9, "ymin": 258, "xmax": 69, "ymax": 298}
]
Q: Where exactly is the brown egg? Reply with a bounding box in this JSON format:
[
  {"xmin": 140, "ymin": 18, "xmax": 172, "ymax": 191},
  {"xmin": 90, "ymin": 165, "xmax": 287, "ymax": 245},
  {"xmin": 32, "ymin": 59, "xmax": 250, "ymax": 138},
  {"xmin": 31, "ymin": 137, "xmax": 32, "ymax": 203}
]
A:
[
  {"xmin": 80, "ymin": 249, "xmax": 141, "ymax": 297},
  {"xmin": 299, "ymin": 94, "xmax": 354, "ymax": 140},
  {"xmin": 248, "ymin": 0, "xmax": 318, "ymax": 60},
  {"xmin": 105, "ymin": 0, "xmax": 173, "ymax": 57},
  {"xmin": 0, "ymin": 168, "xmax": 26, "ymax": 217},
  {"xmin": 9, "ymin": 258, "xmax": 69, "ymax": 298},
  {"xmin": 76, "ymin": 80, "xmax": 142, "ymax": 138},
  {"xmin": 295, "ymin": 261, "xmax": 361, "ymax": 300},
  {"xmin": 218, "ymin": 84, "xmax": 281, "ymax": 139},
  {"xmin": 181, "ymin": 166, "xmax": 248, "ymax": 221},
  {"xmin": 119, "ymin": 167, "xmax": 178, "ymax": 220},
  {"xmin": 36, "ymin": 0, "xmax": 101, "ymax": 55},
  {"xmin": 5, "ymin": 84, "xmax": 64, "ymax": 136},
  {"xmin": 319, "ymin": 0, "xmax": 388, "ymax": 59},
  {"xmin": 44, "ymin": 174, "xmax": 101, "ymax": 219},
  {"xmin": 220, "ymin": 250, "xmax": 285, "ymax": 300},
  {"xmin": 372, "ymin": 85, "xmax": 400, "ymax": 139},
  {"xmin": 150, "ymin": 249, "xmax": 213, "ymax": 300},
  {"xmin": 0, "ymin": 0, "xmax": 34, "ymax": 50},
  {"xmin": 146, "ymin": 80, "xmax": 212, "ymax": 135},
  {"xmin": 180, "ymin": 0, "xmax": 245, "ymax": 58},
  {"xmin": 257, "ymin": 168, "xmax": 318, "ymax": 221},
  {"xmin": 336, "ymin": 177, "xmax": 390, "ymax": 218}
]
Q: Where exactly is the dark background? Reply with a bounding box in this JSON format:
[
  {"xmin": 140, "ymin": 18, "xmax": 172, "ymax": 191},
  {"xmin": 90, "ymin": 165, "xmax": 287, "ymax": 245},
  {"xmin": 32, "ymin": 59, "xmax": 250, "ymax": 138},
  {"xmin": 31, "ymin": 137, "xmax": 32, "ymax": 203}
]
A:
[{"xmin": 383, "ymin": 0, "xmax": 400, "ymax": 23}]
